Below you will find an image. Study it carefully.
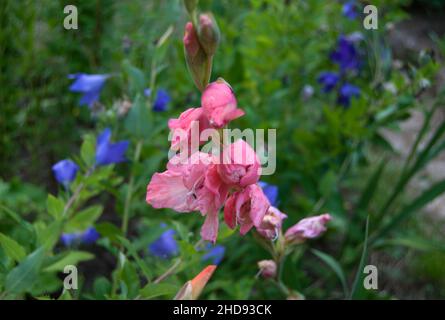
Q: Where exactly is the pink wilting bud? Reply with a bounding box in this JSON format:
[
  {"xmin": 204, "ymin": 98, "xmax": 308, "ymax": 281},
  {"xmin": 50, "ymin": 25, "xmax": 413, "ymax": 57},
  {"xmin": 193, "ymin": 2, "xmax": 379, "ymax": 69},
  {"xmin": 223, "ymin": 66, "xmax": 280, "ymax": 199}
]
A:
[
  {"xmin": 218, "ymin": 139, "xmax": 261, "ymax": 188},
  {"xmin": 257, "ymin": 260, "xmax": 277, "ymax": 279},
  {"xmin": 256, "ymin": 206, "xmax": 288, "ymax": 240},
  {"xmin": 183, "ymin": 22, "xmax": 209, "ymax": 91},
  {"xmin": 284, "ymin": 213, "xmax": 331, "ymax": 244},
  {"xmin": 201, "ymin": 78, "xmax": 245, "ymax": 128},
  {"xmin": 198, "ymin": 13, "xmax": 220, "ymax": 57},
  {"xmin": 224, "ymin": 184, "xmax": 270, "ymax": 235}
]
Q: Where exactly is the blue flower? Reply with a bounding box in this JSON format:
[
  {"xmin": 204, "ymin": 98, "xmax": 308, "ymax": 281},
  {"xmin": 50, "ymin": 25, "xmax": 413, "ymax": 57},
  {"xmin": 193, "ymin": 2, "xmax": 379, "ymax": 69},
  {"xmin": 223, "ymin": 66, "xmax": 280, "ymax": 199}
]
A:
[
  {"xmin": 201, "ymin": 244, "xmax": 225, "ymax": 265},
  {"xmin": 60, "ymin": 233, "xmax": 78, "ymax": 246},
  {"xmin": 95, "ymin": 128, "xmax": 129, "ymax": 166},
  {"xmin": 144, "ymin": 88, "xmax": 171, "ymax": 112},
  {"xmin": 153, "ymin": 89, "xmax": 171, "ymax": 112},
  {"xmin": 61, "ymin": 227, "xmax": 100, "ymax": 247},
  {"xmin": 302, "ymin": 85, "xmax": 314, "ymax": 100},
  {"xmin": 330, "ymin": 36, "xmax": 360, "ymax": 72},
  {"xmin": 317, "ymin": 72, "xmax": 340, "ymax": 93},
  {"xmin": 149, "ymin": 229, "xmax": 178, "ymax": 259},
  {"xmin": 69, "ymin": 73, "xmax": 109, "ymax": 107},
  {"xmin": 143, "ymin": 88, "xmax": 152, "ymax": 97},
  {"xmin": 258, "ymin": 181, "xmax": 279, "ymax": 207},
  {"xmin": 337, "ymin": 83, "xmax": 360, "ymax": 107},
  {"xmin": 52, "ymin": 159, "xmax": 79, "ymax": 186},
  {"xmin": 342, "ymin": 1, "xmax": 357, "ymax": 20},
  {"xmin": 81, "ymin": 227, "xmax": 100, "ymax": 244}
]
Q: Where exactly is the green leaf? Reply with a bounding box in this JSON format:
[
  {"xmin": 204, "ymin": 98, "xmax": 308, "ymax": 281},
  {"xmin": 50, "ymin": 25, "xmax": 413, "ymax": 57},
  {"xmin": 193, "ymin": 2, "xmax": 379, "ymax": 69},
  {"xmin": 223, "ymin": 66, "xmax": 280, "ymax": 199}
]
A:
[
  {"xmin": 217, "ymin": 222, "xmax": 236, "ymax": 241},
  {"xmin": 139, "ymin": 283, "xmax": 177, "ymax": 299},
  {"xmin": 117, "ymin": 236, "xmax": 152, "ymax": 281},
  {"xmin": 5, "ymin": 247, "xmax": 45, "ymax": 294},
  {"xmin": 0, "ymin": 204, "xmax": 34, "ymax": 233},
  {"xmin": 374, "ymin": 179, "xmax": 445, "ymax": 242},
  {"xmin": 96, "ymin": 222, "xmax": 123, "ymax": 243},
  {"xmin": 349, "ymin": 216, "xmax": 370, "ymax": 300},
  {"xmin": 124, "ymin": 94, "xmax": 151, "ymax": 138},
  {"xmin": 80, "ymin": 134, "xmax": 96, "ymax": 167},
  {"xmin": 357, "ymin": 160, "xmax": 386, "ymax": 210},
  {"xmin": 172, "ymin": 221, "xmax": 191, "ymax": 241},
  {"xmin": 123, "ymin": 60, "xmax": 146, "ymax": 96},
  {"xmin": 312, "ymin": 249, "xmax": 348, "ymax": 298},
  {"xmin": 319, "ymin": 170, "xmax": 337, "ymax": 198},
  {"xmin": 47, "ymin": 194, "xmax": 65, "ymax": 220},
  {"xmin": 58, "ymin": 289, "xmax": 73, "ymax": 300},
  {"xmin": 44, "ymin": 251, "xmax": 94, "ymax": 272},
  {"xmin": 0, "ymin": 233, "xmax": 26, "ymax": 263},
  {"xmin": 93, "ymin": 276, "xmax": 112, "ymax": 299},
  {"xmin": 374, "ymin": 237, "xmax": 445, "ymax": 252},
  {"xmin": 120, "ymin": 261, "xmax": 140, "ymax": 299},
  {"xmin": 66, "ymin": 205, "xmax": 103, "ymax": 232},
  {"xmin": 37, "ymin": 221, "xmax": 63, "ymax": 251}
]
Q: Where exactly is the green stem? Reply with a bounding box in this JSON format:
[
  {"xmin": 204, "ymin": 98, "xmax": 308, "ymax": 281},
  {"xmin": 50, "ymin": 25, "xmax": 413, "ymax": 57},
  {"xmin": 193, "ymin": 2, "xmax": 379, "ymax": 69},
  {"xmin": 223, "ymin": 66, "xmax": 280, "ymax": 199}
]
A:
[
  {"xmin": 121, "ymin": 140, "xmax": 143, "ymax": 236},
  {"xmin": 153, "ymin": 258, "xmax": 182, "ymax": 284},
  {"xmin": 62, "ymin": 166, "xmax": 94, "ymax": 218}
]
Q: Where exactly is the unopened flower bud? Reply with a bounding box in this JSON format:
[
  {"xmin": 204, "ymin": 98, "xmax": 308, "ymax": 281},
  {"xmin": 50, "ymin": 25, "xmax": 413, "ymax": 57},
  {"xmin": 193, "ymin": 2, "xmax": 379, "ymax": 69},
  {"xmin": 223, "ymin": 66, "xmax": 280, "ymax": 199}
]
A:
[
  {"xmin": 284, "ymin": 213, "xmax": 331, "ymax": 245},
  {"xmin": 257, "ymin": 260, "xmax": 277, "ymax": 279},
  {"xmin": 201, "ymin": 78, "xmax": 244, "ymax": 127},
  {"xmin": 198, "ymin": 13, "xmax": 220, "ymax": 57},
  {"xmin": 183, "ymin": 22, "xmax": 209, "ymax": 91}
]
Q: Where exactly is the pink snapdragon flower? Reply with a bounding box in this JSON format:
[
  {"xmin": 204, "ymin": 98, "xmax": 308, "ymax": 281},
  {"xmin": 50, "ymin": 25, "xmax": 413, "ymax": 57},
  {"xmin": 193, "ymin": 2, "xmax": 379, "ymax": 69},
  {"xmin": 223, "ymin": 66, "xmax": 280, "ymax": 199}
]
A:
[
  {"xmin": 146, "ymin": 152, "xmax": 228, "ymax": 243},
  {"xmin": 224, "ymin": 184, "xmax": 270, "ymax": 235},
  {"xmin": 168, "ymin": 107, "xmax": 211, "ymax": 152},
  {"xmin": 284, "ymin": 213, "xmax": 331, "ymax": 244},
  {"xmin": 218, "ymin": 139, "xmax": 261, "ymax": 188},
  {"xmin": 201, "ymin": 79, "xmax": 244, "ymax": 128},
  {"xmin": 256, "ymin": 206, "xmax": 287, "ymax": 240}
]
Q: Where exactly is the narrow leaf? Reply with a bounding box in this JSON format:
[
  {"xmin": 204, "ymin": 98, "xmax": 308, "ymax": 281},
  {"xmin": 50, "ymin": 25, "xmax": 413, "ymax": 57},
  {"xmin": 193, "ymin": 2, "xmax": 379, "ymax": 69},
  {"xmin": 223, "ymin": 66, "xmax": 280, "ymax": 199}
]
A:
[
  {"xmin": 5, "ymin": 247, "xmax": 46, "ymax": 294},
  {"xmin": 0, "ymin": 233, "xmax": 26, "ymax": 262},
  {"xmin": 312, "ymin": 249, "xmax": 348, "ymax": 298},
  {"xmin": 349, "ymin": 216, "xmax": 370, "ymax": 300}
]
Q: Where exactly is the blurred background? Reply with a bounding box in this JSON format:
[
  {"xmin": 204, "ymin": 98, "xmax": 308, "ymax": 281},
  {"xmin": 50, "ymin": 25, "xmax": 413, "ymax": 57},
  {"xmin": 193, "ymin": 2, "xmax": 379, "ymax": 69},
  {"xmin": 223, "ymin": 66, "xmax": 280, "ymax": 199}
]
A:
[{"xmin": 1, "ymin": 0, "xmax": 445, "ymax": 299}]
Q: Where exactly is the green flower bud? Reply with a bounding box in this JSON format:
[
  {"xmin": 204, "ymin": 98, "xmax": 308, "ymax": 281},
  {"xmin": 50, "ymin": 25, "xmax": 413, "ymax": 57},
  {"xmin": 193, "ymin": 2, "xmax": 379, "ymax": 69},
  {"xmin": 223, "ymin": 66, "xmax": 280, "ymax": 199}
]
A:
[
  {"xmin": 198, "ymin": 13, "xmax": 220, "ymax": 57},
  {"xmin": 183, "ymin": 22, "xmax": 210, "ymax": 91}
]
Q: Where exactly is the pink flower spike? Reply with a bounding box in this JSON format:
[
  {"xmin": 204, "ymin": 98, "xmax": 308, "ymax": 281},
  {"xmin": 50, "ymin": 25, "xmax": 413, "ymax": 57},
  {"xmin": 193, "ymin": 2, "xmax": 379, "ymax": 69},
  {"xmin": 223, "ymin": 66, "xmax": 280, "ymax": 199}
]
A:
[
  {"xmin": 256, "ymin": 206, "xmax": 287, "ymax": 240},
  {"xmin": 284, "ymin": 213, "xmax": 332, "ymax": 244},
  {"xmin": 201, "ymin": 79, "xmax": 244, "ymax": 128},
  {"xmin": 218, "ymin": 139, "xmax": 261, "ymax": 188},
  {"xmin": 224, "ymin": 184, "xmax": 270, "ymax": 235}
]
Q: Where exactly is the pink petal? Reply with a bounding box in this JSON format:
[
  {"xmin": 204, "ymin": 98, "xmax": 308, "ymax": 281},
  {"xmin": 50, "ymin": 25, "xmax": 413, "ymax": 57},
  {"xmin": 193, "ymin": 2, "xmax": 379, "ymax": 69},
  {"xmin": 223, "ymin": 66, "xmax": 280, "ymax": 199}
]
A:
[
  {"xmin": 248, "ymin": 184, "xmax": 270, "ymax": 227},
  {"xmin": 200, "ymin": 209, "xmax": 219, "ymax": 243},
  {"xmin": 146, "ymin": 171, "xmax": 197, "ymax": 212},
  {"xmin": 224, "ymin": 195, "xmax": 236, "ymax": 229}
]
